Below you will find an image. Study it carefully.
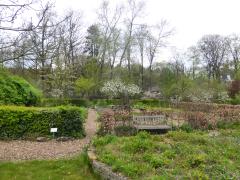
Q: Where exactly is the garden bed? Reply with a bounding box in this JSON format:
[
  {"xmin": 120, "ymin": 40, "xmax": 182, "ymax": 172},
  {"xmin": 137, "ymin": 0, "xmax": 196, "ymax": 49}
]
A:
[{"xmin": 93, "ymin": 124, "xmax": 240, "ymax": 179}]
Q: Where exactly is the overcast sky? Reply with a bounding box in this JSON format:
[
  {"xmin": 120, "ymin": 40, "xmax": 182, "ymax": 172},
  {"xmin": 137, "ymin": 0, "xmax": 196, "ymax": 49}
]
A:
[{"xmin": 54, "ymin": 0, "xmax": 240, "ymax": 61}]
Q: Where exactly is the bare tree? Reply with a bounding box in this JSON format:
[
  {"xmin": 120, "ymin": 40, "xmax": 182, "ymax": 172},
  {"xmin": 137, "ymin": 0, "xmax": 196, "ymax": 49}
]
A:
[
  {"xmin": 119, "ymin": 0, "xmax": 145, "ymax": 73},
  {"xmin": 198, "ymin": 34, "xmax": 228, "ymax": 81},
  {"xmin": 29, "ymin": 3, "xmax": 60, "ymax": 93},
  {"xmin": 0, "ymin": 0, "xmax": 51, "ymax": 64},
  {"xmin": 97, "ymin": 0, "xmax": 123, "ymax": 80},
  {"xmin": 0, "ymin": 0, "xmax": 37, "ymax": 32},
  {"xmin": 187, "ymin": 46, "xmax": 201, "ymax": 79},
  {"xmin": 226, "ymin": 34, "xmax": 240, "ymax": 74},
  {"xmin": 146, "ymin": 20, "xmax": 173, "ymax": 89},
  {"xmin": 135, "ymin": 24, "xmax": 148, "ymax": 88},
  {"xmin": 107, "ymin": 27, "xmax": 121, "ymax": 79},
  {"xmin": 59, "ymin": 10, "xmax": 83, "ymax": 68},
  {"xmin": 170, "ymin": 50, "xmax": 186, "ymax": 78}
]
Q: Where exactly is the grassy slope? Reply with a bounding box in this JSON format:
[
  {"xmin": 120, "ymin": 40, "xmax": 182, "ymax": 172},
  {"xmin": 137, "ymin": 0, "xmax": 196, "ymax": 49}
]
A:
[
  {"xmin": 93, "ymin": 125, "xmax": 240, "ymax": 179},
  {"xmin": 0, "ymin": 153, "xmax": 100, "ymax": 180}
]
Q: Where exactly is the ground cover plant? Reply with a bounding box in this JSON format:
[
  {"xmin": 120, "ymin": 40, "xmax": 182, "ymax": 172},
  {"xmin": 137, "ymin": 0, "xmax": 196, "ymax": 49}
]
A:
[
  {"xmin": 0, "ymin": 153, "xmax": 100, "ymax": 180},
  {"xmin": 0, "ymin": 106, "xmax": 87, "ymax": 139},
  {"xmin": 93, "ymin": 124, "xmax": 240, "ymax": 179}
]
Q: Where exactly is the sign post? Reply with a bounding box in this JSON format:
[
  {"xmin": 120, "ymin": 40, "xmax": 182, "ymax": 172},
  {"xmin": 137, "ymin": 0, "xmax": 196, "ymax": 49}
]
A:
[{"xmin": 50, "ymin": 128, "xmax": 58, "ymax": 138}]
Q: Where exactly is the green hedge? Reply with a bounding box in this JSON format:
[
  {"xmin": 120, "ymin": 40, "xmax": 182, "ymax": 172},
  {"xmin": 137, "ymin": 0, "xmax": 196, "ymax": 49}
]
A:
[
  {"xmin": 0, "ymin": 106, "xmax": 87, "ymax": 139},
  {"xmin": 40, "ymin": 98, "xmax": 120, "ymax": 107},
  {"xmin": 133, "ymin": 99, "xmax": 170, "ymax": 109},
  {"xmin": 0, "ymin": 70, "xmax": 41, "ymax": 106},
  {"xmin": 40, "ymin": 98, "xmax": 90, "ymax": 107},
  {"xmin": 40, "ymin": 98, "xmax": 169, "ymax": 108}
]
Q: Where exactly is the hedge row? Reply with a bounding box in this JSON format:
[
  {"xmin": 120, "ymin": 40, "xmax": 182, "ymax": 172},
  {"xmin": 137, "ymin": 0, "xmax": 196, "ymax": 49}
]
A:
[
  {"xmin": 0, "ymin": 106, "xmax": 87, "ymax": 139},
  {"xmin": 39, "ymin": 98, "xmax": 90, "ymax": 107},
  {"xmin": 171, "ymin": 102, "xmax": 240, "ymax": 113},
  {"xmin": 40, "ymin": 98, "xmax": 169, "ymax": 108}
]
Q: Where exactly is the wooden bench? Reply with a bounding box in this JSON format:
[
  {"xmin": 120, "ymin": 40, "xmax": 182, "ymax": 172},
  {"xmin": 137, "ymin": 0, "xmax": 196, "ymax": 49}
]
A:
[{"xmin": 133, "ymin": 115, "xmax": 172, "ymax": 132}]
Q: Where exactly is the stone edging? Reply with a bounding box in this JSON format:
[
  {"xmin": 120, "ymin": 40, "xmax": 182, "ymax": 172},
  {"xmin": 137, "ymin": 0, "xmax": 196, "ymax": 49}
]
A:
[{"xmin": 87, "ymin": 147, "xmax": 128, "ymax": 180}]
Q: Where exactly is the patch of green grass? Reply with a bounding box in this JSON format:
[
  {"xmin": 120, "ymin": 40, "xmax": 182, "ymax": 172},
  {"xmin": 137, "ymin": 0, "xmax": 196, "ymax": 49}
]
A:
[
  {"xmin": 0, "ymin": 153, "xmax": 100, "ymax": 180},
  {"xmin": 94, "ymin": 126, "xmax": 240, "ymax": 179}
]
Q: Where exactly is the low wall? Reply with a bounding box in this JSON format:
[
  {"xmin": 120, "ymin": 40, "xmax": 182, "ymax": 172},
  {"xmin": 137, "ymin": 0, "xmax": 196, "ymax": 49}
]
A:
[{"xmin": 87, "ymin": 148, "xmax": 128, "ymax": 180}]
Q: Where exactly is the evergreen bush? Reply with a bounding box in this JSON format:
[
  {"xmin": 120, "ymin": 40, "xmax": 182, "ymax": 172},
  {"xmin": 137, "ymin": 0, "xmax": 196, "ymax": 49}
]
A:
[{"xmin": 0, "ymin": 71, "xmax": 41, "ymax": 106}]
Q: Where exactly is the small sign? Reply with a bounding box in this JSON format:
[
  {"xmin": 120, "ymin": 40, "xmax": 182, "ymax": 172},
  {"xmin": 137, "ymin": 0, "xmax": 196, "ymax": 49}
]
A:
[{"xmin": 50, "ymin": 128, "xmax": 58, "ymax": 133}]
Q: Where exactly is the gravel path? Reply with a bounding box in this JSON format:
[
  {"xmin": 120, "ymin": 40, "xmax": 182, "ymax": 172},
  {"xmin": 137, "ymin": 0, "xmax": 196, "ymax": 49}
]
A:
[{"xmin": 0, "ymin": 109, "xmax": 98, "ymax": 161}]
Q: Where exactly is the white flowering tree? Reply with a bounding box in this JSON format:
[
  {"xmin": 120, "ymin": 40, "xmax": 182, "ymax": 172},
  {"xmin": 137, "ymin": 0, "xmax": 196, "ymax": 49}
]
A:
[{"xmin": 100, "ymin": 79, "xmax": 141, "ymax": 108}]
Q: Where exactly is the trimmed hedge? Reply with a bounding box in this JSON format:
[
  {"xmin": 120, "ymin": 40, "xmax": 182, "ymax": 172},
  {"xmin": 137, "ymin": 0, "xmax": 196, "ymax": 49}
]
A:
[
  {"xmin": 40, "ymin": 98, "xmax": 90, "ymax": 107},
  {"xmin": 0, "ymin": 106, "xmax": 87, "ymax": 139},
  {"xmin": 40, "ymin": 98, "xmax": 169, "ymax": 108},
  {"xmin": 40, "ymin": 98, "xmax": 120, "ymax": 107},
  {"xmin": 0, "ymin": 70, "xmax": 41, "ymax": 106},
  {"xmin": 133, "ymin": 99, "xmax": 170, "ymax": 108}
]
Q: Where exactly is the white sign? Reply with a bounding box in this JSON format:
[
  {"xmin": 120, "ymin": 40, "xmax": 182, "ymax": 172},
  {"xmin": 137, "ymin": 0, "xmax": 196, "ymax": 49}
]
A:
[{"xmin": 50, "ymin": 128, "xmax": 58, "ymax": 133}]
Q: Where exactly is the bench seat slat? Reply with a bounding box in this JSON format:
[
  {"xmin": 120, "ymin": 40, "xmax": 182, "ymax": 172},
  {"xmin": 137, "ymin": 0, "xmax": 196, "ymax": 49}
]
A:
[
  {"xmin": 134, "ymin": 125, "xmax": 171, "ymax": 130},
  {"xmin": 133, "ymin": 115, "xmax": 171, "ymax": 130}
]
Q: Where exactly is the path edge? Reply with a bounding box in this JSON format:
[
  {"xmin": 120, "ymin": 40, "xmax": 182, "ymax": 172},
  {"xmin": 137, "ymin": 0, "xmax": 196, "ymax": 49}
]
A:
[{"xmin": 87, "ymin": 146, "xmax": 128, "ymax": 180}]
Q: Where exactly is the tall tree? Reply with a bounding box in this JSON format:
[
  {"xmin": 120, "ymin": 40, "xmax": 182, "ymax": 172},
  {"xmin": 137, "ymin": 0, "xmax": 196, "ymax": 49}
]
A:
[
  {"xmin": 97, "ymin": 0, "xmax": 123, "ymax": 81},
  {"xmin": 198, "ymin": 35, "xmax": 228, "ymax": 81},
  {"xmin": 135, "ymin": 24, "xmax": 148, "ymax": 88},
  {"xmin": 187, "ymin": 46, "xmax": 201, "ymax": 79},
  {"xmin": 29, "ymin": 3, "xmax": 60, "ymax": 94},
  {"xmin": 226, "ymin": 34, "xmax": 240, "ymax": 75},
  {"xmin": 146, "ymin": 20, "xmax": 173, "ymax": 89},
  {"xmin": 119, "ymin": 0, "xmax": 145, "ymax": 73},
  {"xmin": 84, "ymin": 24, "xmax": 101, "ymax": 58}
]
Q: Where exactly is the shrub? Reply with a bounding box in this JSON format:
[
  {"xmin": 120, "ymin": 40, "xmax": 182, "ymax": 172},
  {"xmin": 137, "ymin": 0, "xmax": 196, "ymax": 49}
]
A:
[
  {"xmin": 0, "ymin": 106, "xmax": 86, "ymax": 139},
  {"xmin": 133, "ymin": 99, "xmax": 170, "ymax": 108},
  {"xmin": 0, "ymin": 71, "xmax": 41, "ymax": 106},
  {"xmin": 97, "ymin": 109, "xmax": 134, "ymax": 136},
  {"xmin": 91, "ymin": 99, "xmax": 120, "ymax": 107},
  {"xmin": 97, "ymin": 109, "xmax": 115, "ymax": 136},
  {"xmin": 179, "ymin": 123, "xmax": 193, "ymax": 132},
  {"xmin": 228, "ymin": 80, "xmax": 240, "ymax": 98},
  {"xmin": 228, "ymin": 94, "xmax": 240, "ymax": 105},
  {"xmin": 39, "ymin": 98, "xmax": 90, "ymax": 107},
  {"xmin": 114, "ymin": 126, "xmax": 137, "ymax": 136}
]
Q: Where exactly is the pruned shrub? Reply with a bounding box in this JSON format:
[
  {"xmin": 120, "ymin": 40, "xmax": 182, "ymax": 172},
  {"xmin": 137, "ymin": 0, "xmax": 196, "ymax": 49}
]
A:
[
  {"xmin": 0, "ymin": 106, "xmax": 86, "ymax": 139},
  {"xmin": 184, "ymin": 112, "xmax": 211, "ymax": 129},
  {"xmin": 114, "ymin": 110, "xmax": 132, "ymax": 125},
  {"xmin": 0, "ymin": 71, "xmax": 41, "ymax": 106},
  {"xmin": 97, "ymin": 108, "xmax": 134, "ymax": 136},
  {"xmin": 97, "ymin": 109, "xmax": 115, "ymax": 135},
  {"xmin": 228, "ymin": 80, "xmax": 240, "ymax": 98}
]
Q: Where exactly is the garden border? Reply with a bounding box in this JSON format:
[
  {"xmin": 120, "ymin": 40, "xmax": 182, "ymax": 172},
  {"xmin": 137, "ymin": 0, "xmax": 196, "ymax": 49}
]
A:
[{"xmin": 87, "ymin": 147, "xmax": 128, "ymax": 180}]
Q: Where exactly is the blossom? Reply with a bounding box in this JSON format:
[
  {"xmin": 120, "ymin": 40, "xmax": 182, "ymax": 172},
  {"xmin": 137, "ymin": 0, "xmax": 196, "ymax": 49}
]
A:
[{"xmin": 100, "ymin": 79, "xmax": 141, "ymax": 98}]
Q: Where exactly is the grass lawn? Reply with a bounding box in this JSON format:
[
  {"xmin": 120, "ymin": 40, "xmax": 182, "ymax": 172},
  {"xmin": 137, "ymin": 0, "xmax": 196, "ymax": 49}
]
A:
[
  {"xmin": 0, "ymin": 153, "xmax": 100, "ymax": 180},
  {"xmin": 93, "ymin": 124, "xmax": 240, "ymax": 179}
]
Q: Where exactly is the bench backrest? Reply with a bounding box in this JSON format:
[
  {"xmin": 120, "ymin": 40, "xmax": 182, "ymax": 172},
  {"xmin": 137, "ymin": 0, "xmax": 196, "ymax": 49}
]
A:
[{"xmin": 133, "ymin": 115, "xmax": 167, "ymax": 126}]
